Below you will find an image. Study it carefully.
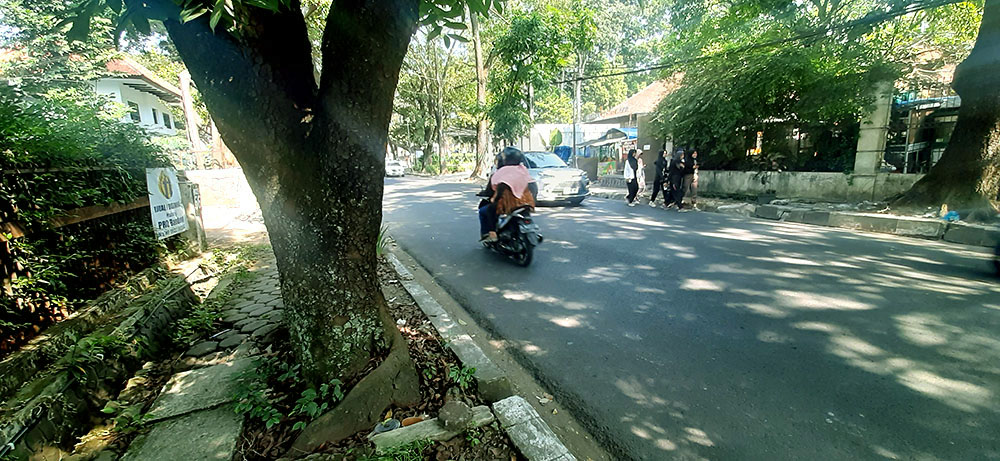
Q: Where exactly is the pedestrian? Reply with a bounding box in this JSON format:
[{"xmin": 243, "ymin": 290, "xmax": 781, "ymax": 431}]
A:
[
  {"xmin": 666, "ymin": 148, "xmax": 686, "ymax": 209},
  {"xmin": 682, "ymin": 149, "xmax": 699, "ymax": 208},
  {"xmin": 623, "ymin": 149, "xmax": 641, "ymax": 206},
  {"xmin": 649, "ymin": 150, "xmax": 668, "ymax": 208}
]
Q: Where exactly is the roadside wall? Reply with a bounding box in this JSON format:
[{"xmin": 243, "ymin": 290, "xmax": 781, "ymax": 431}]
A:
[
  {"xmin": 698, "ymin": 170, "xmax": 924, "ymax": 201},
  {"xmin": 183, "ymin": 168, "xmax": 256, "ymax": 209}
]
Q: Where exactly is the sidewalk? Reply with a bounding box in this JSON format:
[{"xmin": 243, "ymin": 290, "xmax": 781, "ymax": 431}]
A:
[
  {"xmin": 122, "ymin": 260, "xmax": 283, "ymax": 460},
  {"xmin": 589, "ymin": 184, "xmax": 1000, "ymax": 248}
]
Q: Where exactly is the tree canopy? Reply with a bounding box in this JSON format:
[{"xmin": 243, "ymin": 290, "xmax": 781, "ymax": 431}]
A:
[{"xmin": 649, "ymin": 0, "xmax": 981, "ymax": 170}]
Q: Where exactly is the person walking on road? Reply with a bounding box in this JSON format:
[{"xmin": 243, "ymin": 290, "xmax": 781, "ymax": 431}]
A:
[
  {"xmin": 649, "ymin": 150, "xmax": 669, "ymax": 208},
  {"xmin": 624, "ymin": 149, "xmax": 642, "ymax": 206},
  {"xmin": 666, "ymin": 148, "xmax": 686, "ymax": 210},
  {"xmin": 682, "ymin": 149, "xmax": 699, "ymax": 208}
]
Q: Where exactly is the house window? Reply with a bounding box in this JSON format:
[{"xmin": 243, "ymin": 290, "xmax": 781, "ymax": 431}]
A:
[
  {"xmin": 127, "ymin": 102, "xmax": 140, "ymax": 122},
  {"xmin": 163, "ymin": 113, "xmax": 172, "ymax": 129},
  {"xmin": 151, "ymin": 108, "xmax": 159, "ymax": 125}
]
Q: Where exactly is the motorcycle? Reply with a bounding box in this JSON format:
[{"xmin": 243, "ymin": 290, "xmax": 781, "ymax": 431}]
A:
[{"xmin": 476, "ymin": 192, "xmax": 543, "ymax": 267}]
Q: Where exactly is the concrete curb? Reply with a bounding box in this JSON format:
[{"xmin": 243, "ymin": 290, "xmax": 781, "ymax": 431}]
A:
[
  {"xmin": 385, "ymin": 253, "xmax": 577, "ymax": 461},
  {"xmin": 387, "ymin": 254, "xmax": 512, "ymax": 401},
  {"xmin": 591, "ymin": 190, "xmax": 998, "ymax": 247},
  {"xmin": 494, "ymin": 396, "xmax": 577, "ymax": 461}
]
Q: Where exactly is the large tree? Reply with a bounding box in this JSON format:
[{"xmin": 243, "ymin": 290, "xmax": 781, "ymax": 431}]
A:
[
  {"xmin": 896, "ymin": 0, "xmax": 1000, "ymax": 212},
  {"xmin": 651, "ymin": 0, "xmax": 980, "ymax": 171},
  {"xmin": 62, "ymin": 0, "xmax": 499, "ymax": 424}
]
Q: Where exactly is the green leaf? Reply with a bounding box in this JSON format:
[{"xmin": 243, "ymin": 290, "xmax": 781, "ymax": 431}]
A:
[
  {"xmin": 448, "ymin": 33, "xmax": 469, "ymax": 43},
  {"xmin": 107, "ymin": 0, "xmax": 123, "ymax": 14},
  {"xmin": 443, "ymin": 34, "xmax": 451, "ymax": 48},
  {"xmin": 445, "ymin": 21, "xmax": 468, "ymax": 30},
  {"xmin": 180, "ymin": 5, "xmax": 209, "ymax": 23},
  {"xmin": 66, "ymin": 14, "xmax": 92, "ymax": 42},
  {"xmin": 468, "ymin": 0, "xmax": 487, "ymax": 15},
  {"xmin": 427, "ymin": 25, "xmax": 443, "ymax": 41},
  {"xmin": 209, "ymin": 0, "xmax": 225, "ymax": 31}
]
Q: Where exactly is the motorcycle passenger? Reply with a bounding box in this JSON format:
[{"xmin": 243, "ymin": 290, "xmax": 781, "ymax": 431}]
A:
[{"xmin": 479, "ymin": 147, "xmax": 536, "ymax": 242}]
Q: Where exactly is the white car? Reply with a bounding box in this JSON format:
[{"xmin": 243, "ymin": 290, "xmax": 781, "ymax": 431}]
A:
[
  {"xmin": 385, "ymin": 160, "xmax": 406, "ymax": 177},
  {"xmin": 523, "ymin": 151, "xmax": 589, "ymax": 206}
]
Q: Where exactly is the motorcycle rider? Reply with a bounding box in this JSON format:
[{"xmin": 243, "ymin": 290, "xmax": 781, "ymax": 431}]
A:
[{"xmin": 479, "ymin": 147, "xmax": 536, "ymax": 242}]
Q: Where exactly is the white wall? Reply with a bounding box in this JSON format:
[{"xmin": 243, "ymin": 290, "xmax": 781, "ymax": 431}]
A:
[
  {"xmin": 519, "ymin": 123, "xmax": 621, "ymax": 151},
  {"xmin": 96, "ymin": 79, "xmax": 177, "ymax": 136}
]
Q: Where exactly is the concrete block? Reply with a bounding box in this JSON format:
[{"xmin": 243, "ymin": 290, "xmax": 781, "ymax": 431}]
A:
[
  {"xmin": 447, "ymin": 335, "xmax": 513, "ymax": 401},
  {"xmin": 386, "ymin": 253, "xmax": 415, "ymax": 281},
  {"xmin": 122, "ymin": 406, "xmax": 242, "ymax": 461},
  {"xmin": 369, "ymin": 405, "xmax": 493, "ymax": 454},
  {"xmin": 754, "ymin": 205, "xmax": 782, "ymax": 219},
  {"xmin": 943, "ymin": 223, "xmax": 1000, "ymax": 247},
  {"xmin": 146, "ymin": 357, "xmax": 254, "ymax": 422},
  {"xmin": 893, "ymin": 217, "xmax": 946, "ymax": 239},
  {"xmin": 492, "ymin": 399, "xmax": 576, "ymax": 461},
  {"xmin": 493, "ymin": 396, "xmax": 539, "ymax": 429},
  {"xmin": 782, "ymin": 209, "xmax": 805, "ymax": 222},
  {"xmin": 717, "ymin": 203, "xmax": 756, "ymax": 217},
  {"xmin": 798, "ymin": 211, "xmax": 831, "ymax": 226},
  {"xmin": 505, "ymin": 418, "xmax": 573, "ymax": 461},
  {"xmin": 828, "ymin": 213, "xmax": 898, "ymax": 234}
]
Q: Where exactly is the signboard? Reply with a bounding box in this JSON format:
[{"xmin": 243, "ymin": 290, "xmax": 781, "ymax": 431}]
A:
[{"xmin": 146, "ymin": 168, "xmax": 188, "ymax": 239}]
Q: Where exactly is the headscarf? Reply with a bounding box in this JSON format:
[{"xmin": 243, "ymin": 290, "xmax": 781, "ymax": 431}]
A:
[
  {"xmin": 626, "ymin": 149, "xmax": 638, "ymax": 173},
  {"xmin": 490, "ymin": 164, "xmax": 532, "ymax": 198}
]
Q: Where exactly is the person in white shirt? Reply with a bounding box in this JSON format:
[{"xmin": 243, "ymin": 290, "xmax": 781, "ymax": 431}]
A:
[{"xmin": 623, "ymin": 149, "xmax": 644, "ymax": 206}]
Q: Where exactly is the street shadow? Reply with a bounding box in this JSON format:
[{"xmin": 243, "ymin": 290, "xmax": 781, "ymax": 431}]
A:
[{"xmin": 383, "ymin": 178, "xmax": 1000, "ymax": 461}]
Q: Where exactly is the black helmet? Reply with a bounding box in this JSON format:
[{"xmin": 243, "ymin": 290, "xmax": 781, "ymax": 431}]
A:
[{"xmin": 501, "ymin": 146, "xmax": 523, "ymax": 166}]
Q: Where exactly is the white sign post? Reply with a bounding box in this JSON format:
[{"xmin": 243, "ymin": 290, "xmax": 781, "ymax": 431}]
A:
[{"xmin": 146, "ymin": 168, "xmax": 189, "ymax": 239}]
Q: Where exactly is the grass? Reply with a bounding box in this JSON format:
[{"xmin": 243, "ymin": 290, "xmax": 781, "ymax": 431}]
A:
[
  {"xmin": 358, "ymin": 439, "xmax": 434, "ymax": 461},
  {"xmin": 376, "ymin": 224, "xmax": 391, "ymax": 257}
]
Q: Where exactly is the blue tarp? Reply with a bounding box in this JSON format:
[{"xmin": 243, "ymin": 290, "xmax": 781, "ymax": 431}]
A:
[{"xmin": 554, "ymin": 145, "xmax": 572, "ymax": 161}]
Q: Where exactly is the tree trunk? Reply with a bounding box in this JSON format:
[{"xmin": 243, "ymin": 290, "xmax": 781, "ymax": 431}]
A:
[
  {"xmin": 470, "ymin": 11, "xmax": 492, "ymax": 179},
  {"xmin": 895, "ymin": 0, "xmax": 1000, "ymax": 213},
  {"xmin": 163, "ymin": 0, "xmax": 418, "ymax": 385}
]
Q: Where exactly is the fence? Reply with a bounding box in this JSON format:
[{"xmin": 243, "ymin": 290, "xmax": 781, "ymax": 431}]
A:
[{"xmin": 1, "ymin": 167, "xmax": 168, "ymax": 356}]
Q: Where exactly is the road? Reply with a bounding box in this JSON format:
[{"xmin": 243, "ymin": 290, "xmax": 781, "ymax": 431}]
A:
[{"xmin": 383, "ymin": 177, "xmax": 1000, "ymax": 461}]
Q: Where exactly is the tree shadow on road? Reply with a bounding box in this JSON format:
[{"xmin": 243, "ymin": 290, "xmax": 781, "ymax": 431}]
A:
[{"xmin": 383, "ymin": 179, "xmax": 1000, "ymax": 461}]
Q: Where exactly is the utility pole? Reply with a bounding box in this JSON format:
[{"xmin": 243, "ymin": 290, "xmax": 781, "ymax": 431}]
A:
[
  {"xmin": 572, "ymin": 57, "xmax": 583, "ymax": 168},
  {"xmin": 179, "ymin": 70, "xmax": 206, "ymax": 168}
]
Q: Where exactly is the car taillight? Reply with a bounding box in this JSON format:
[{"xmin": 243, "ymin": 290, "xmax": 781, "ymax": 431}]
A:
[{"xmin": 523, "ymin": 219, "xmax": 532, "ymax": 224}]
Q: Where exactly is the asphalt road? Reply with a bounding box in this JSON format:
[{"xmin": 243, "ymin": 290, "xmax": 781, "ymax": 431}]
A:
[{"xmin": 383, "ymin": 177, "xmax": 1000, "ymax": 461}]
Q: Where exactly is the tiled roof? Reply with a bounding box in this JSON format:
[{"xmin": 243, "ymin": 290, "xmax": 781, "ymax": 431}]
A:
[
  {"xmin": 592, "ymin": 76, "xmax": 682, "ymax": 122},
  {"xmin": 105, "ymin": 56, "xmax": 182, "ymax": 101}
]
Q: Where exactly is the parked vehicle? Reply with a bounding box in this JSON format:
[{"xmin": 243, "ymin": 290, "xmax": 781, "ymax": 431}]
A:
[
  {"xmin": 385, "ymin": 160, "xmax": 406, "ymax": 177},
  {"xmin": 522, "ymin": 151, "xmax": 589, "ymax": 206},
  {"xmin": 475, "ymin": 193, "xmax": 543, "ymax": 267}
]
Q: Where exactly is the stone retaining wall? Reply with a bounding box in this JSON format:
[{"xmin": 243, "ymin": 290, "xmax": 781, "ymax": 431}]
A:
[
  {"xmin": 698, "ymin": 170, "xmax": 923, "ymax": 202},
  {"xmin": 0, "ymin": 272, "xmax": 200, "ymax": 459},
  {"xmin": 0, "ymin": 265, "xmax": 172, "ymax": 404}
]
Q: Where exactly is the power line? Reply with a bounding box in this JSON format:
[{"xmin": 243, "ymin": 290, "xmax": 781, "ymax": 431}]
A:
[{"xmin": 553, "ymin": 0, "xmax": 966, "ymax": 84}]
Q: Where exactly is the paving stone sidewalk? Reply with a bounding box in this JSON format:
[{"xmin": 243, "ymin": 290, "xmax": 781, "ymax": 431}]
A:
[{"xmin": 122, "ymin": 257, "xmax": 284, "ymax": 461}]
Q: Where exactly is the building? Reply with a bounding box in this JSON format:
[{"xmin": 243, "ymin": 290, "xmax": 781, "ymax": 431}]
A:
[
  {"xmin": 96, "ymin": 57, "xmax": 181, "ymax": 137},
  {"xmin": 582, "ymin": 78, "xmax": 680, "ymax": 179}
]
